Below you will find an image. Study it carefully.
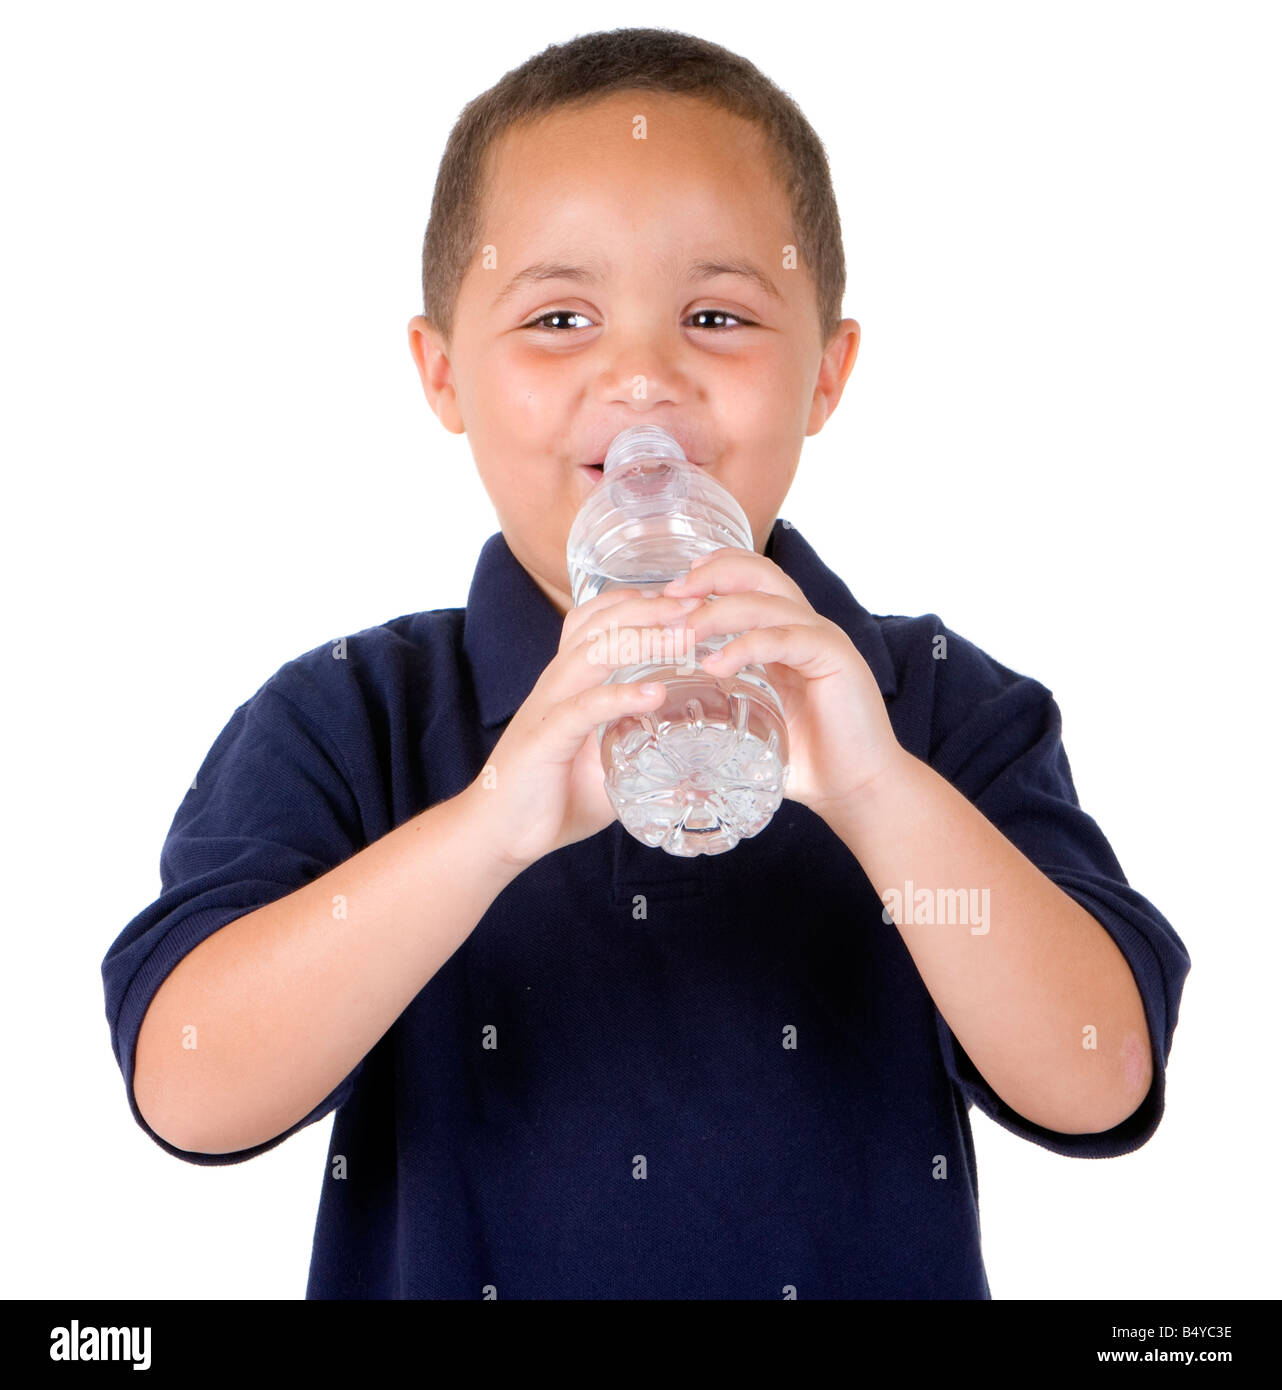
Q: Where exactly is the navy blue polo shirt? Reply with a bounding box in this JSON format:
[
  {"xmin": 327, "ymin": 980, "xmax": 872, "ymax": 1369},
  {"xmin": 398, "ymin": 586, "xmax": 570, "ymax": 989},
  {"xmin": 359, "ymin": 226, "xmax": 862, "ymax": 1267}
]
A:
[{"xmin": 101, "ymin": 519, "xmax": 1190, "ymax": 1299}]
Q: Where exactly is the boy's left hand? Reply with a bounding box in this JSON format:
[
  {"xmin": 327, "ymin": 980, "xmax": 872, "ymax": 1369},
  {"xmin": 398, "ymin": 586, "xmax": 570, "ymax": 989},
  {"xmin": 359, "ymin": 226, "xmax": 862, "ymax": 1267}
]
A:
[{"xmin": 662, "ymin": 545, "xmax": 905, "ymax": 822}]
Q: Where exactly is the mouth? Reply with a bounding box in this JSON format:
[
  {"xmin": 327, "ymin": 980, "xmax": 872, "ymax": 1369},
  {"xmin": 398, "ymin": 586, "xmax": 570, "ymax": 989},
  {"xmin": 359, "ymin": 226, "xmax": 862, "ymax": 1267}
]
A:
[{"xmin": 579, "ymin": 458, "xmax": 705, "ymax": 485}]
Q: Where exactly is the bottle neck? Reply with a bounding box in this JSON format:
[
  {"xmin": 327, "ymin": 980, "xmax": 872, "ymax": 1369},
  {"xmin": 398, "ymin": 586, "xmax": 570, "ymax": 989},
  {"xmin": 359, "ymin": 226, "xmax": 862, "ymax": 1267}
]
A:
[{"xmin": 603, "ymin": 425, "xmax": 688, "ymax": 473}]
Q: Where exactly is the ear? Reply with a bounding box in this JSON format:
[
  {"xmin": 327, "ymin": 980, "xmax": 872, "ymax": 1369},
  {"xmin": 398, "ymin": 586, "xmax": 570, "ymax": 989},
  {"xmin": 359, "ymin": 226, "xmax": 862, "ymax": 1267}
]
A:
[
  {"xmin": 407, "ymin": 316, "xmax": 465, "ymax": 434},
  {"xmin": 805, "ymin": 318, "xmax": 860, "ymax": 436}
]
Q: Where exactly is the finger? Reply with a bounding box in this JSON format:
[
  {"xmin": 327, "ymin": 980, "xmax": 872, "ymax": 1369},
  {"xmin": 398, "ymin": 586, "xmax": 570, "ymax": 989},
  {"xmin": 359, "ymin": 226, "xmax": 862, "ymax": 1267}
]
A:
[
  {"xmin": 532, "ymin": 677, "xmax": 666, "ymax": 765},
  {"xmin": 559, "ymin": 592, "xmax": 701, "ymax": 653},
  {"xmin": 662, "ymin": 549, "xmax": 804, "ymax": 602},
  {"xmin": 558, "ymin": 584, "xmax": 645, "ymax": 639},
  {"xmin": 671, "ymin": 591, "xmax": 821, "ymax": 646},
  {"xmin": 559, "ymin": 587, "xmax": 639, "ymax": 652},
  {"xmin": 541, "ymin": 618, "xmax": 698, "ymax": 705},
  {"xmin": 699, "ymin": 623, "xmax": 848, "ymax": 681},
  {"xmin": 566, "ymin": 580, "xmax": 679, "ymax": 617}
]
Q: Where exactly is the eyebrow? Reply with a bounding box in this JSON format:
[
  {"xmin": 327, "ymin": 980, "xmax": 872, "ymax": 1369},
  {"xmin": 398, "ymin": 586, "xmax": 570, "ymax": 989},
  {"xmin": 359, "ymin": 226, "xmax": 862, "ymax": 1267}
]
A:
[{"xmin": 491, "ymin": 257, "xmax": 783, "ymax": 308}]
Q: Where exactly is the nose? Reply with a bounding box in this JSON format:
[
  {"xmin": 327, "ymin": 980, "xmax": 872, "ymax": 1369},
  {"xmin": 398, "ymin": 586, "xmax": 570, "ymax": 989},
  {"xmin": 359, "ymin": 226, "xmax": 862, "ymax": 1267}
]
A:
[{"xmin": 594, "ymin": 322, "xmax": 692, "ymax": 410}]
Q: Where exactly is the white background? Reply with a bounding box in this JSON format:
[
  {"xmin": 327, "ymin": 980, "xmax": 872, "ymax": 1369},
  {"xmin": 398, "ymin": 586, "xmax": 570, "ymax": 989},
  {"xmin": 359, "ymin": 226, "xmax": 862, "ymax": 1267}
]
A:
[{"xmin": 3, "ymin": 0, "xmax": 1276, "ymax": 1301}]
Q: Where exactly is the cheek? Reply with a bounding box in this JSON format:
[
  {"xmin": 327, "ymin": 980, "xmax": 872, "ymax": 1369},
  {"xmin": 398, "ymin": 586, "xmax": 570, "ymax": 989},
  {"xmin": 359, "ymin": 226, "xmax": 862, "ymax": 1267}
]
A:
[
  {"xmin": 489, "ymin": 346, "xmax": 574, "ymax": 424},
  {"xmin": 461, "ymin": 348, "xmax": 560, "ymax": 446},
  {"xmin": 715, "ymin": 345, "xmax": 807, "ymax": 419}
]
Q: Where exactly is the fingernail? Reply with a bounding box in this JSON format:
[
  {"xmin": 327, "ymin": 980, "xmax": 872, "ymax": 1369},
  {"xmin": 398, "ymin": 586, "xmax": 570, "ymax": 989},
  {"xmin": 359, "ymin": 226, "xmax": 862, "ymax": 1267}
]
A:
[{"xmin": 673, "ymin": 596, "xmax": 701, "ymax": 610}]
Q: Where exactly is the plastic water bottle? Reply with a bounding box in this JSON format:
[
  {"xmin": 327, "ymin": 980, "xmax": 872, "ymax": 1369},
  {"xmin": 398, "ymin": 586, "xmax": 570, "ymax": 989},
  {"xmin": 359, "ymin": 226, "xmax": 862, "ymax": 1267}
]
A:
[{"xmin": 566, "ymin": 424, "xmax": 790, "ymax": 856}]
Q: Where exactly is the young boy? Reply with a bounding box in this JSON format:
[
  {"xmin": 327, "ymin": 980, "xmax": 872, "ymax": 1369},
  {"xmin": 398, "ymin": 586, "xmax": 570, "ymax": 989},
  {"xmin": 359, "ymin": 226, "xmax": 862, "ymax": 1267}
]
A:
[{"xmin": 101, "ymin": 28, "xmax": 1191, "ymax": 1299}]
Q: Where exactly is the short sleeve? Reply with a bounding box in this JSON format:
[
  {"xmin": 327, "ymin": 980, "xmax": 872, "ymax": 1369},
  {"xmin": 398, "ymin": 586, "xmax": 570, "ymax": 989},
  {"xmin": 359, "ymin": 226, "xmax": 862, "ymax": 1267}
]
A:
[
  {"xmin": 924, "ymin": 624, "xmax": 1191, "ymax": 1158},
  {"xmin": 101, "ymin": 673, "xmax": 369, "ymax": 1165}
]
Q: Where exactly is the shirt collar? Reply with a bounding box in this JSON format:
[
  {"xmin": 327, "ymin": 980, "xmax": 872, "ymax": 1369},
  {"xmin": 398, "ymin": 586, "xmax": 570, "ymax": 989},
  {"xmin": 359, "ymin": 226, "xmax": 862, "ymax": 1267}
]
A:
[{"xmin": 462, "ymin": 518, "xmax": 898, "ymax": 729}]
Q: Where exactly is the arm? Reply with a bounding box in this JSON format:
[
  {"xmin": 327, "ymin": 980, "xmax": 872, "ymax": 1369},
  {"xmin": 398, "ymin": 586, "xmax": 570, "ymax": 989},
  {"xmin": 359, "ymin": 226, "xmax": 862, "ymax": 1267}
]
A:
[
  {"xmin": 823, "ymin": 747, "xmax": 1153, "ymax": 1135},
  {"xmin": 658, "ymin": 548, "xmax": 1172, "ymax": 1142},
  {"xmin": 133, "ymin": 783, "xmax": 520, "ymax": 1154}
]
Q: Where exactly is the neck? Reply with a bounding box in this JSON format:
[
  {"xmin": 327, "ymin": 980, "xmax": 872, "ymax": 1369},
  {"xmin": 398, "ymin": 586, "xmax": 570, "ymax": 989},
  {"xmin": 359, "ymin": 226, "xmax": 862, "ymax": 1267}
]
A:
[{"xmin": 529, "ymin": 568, "xmax": 573, "ymax": 619}]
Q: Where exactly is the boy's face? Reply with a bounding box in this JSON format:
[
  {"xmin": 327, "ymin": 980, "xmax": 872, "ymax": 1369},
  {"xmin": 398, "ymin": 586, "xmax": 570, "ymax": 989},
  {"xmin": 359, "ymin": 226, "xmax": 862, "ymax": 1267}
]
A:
[{"xmin": 409, "ymin": 90, "xmax": 859, "ymax": 616}]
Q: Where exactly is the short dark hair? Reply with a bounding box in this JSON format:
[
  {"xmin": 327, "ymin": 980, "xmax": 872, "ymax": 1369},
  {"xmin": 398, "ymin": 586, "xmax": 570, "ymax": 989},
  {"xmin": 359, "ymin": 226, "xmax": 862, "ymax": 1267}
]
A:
[{"xmin": 420, "ymin": 27, "xmax": 846, "ymax": 348}]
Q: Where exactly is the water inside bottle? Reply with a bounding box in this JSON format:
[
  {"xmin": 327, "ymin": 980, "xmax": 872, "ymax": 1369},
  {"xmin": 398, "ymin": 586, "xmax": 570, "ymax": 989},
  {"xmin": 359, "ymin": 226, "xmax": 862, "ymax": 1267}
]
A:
[{"xmin": 598, "ymin": 661, "xmax": 788, "ymax": 857}]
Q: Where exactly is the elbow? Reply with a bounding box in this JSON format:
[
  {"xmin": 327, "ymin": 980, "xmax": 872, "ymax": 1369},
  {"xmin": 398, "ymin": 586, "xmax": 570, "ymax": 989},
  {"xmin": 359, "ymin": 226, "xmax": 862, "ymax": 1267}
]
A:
[
  {"xmin": 133, "ymin": 994, "xmax": 215, "ymax": 1154},
  {"xmin": 1052, "ymin": 1032, "xmax": 1155, "ymax": 1136},
  {"xmin": 133, "ymin": 1054, "xmax": 200, "ymax": 1153},
  {"xmin": 1004, "ymin": 1034, "xmax": 1155, "ymax": 1137},
  {"xmin": 135, "ymin": 1078, "xmax": 227, "ymax": 1155},
  {"xmin": 1067, "ymin": 1085, "xmax": 1149, "ymax": 1137},
  {"xmin": 1089, "ymin": 1030, "xmax": 1154, "ymax": 1134}
]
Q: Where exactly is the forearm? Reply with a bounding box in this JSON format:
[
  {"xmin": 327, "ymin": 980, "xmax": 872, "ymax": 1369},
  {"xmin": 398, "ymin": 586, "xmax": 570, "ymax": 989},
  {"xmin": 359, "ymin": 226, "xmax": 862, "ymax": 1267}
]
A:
[
  {"xmin": 133, "ymin": 783, "xmax": 520, "ymax": 1154},
  {"xmin": 821, "ymin": 748, "xmax": 1152, "ymax": 1134}
]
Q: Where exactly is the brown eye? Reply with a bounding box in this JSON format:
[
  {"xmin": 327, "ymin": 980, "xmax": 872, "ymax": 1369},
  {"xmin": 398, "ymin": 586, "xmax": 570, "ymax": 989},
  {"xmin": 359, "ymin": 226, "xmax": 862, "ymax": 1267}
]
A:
[
  {"xmin": 525, "ymin": 310, "xmax": 592, "ymax": 331},
  {"xmin": 688, "ymin": 309, "xmax": 754, "ymax": 329}
]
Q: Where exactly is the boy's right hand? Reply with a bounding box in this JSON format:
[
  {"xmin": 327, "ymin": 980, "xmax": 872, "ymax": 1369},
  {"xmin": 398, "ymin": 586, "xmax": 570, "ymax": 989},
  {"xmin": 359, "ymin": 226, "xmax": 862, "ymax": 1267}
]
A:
[{"xmin": 465, "ymin": 587, "xmax": 702, "ymax": 871}]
